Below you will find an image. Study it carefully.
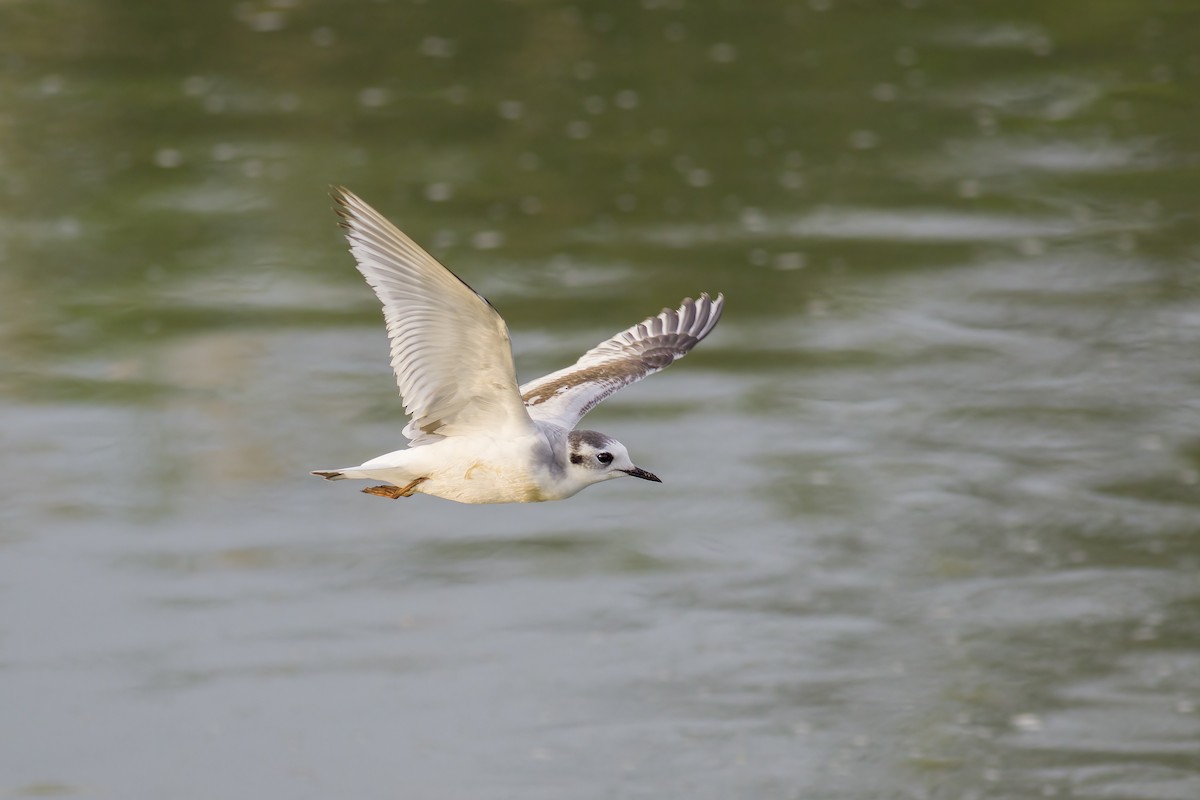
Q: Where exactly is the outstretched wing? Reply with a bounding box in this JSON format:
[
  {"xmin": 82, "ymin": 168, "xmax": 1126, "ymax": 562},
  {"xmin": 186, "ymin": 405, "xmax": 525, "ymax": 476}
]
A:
[
  {"xmin": 332, "ymin": 186, "xmax": 535, "ymax": 446},
  {"xmin": 520, "ymin": 293, "xmax": 724, "ymax": 430}
]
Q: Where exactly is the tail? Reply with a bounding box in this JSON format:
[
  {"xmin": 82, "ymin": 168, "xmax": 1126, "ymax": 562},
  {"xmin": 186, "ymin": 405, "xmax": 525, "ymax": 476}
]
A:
[{"xmin": 311, "ymin": 470, "xmax": 347, "ymax": 481}]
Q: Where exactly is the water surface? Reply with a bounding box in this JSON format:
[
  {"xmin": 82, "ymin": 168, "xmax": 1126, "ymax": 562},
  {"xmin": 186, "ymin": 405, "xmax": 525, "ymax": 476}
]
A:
[{"xmin": 2, "ymin": 1, "xmax": 1199, "ymax": 798}]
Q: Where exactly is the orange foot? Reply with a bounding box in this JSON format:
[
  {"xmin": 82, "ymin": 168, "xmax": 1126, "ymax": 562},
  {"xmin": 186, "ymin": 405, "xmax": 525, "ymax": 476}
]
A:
[{"xmin": 362, "ymin": 477, "xmax": 429, "ymax": 499}]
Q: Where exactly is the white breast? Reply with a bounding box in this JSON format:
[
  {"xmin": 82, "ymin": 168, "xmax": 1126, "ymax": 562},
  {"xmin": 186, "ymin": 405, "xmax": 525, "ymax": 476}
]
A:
[{"xmin": 409, "ymin": 433, "xmax": 562, "ymax": 504}]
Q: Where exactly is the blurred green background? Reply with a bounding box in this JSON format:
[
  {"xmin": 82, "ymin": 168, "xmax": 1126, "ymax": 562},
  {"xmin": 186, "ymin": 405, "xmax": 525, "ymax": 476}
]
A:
[{"xmin": 2, "ymin": 1, "xmax": 1198, "ymax": 798}]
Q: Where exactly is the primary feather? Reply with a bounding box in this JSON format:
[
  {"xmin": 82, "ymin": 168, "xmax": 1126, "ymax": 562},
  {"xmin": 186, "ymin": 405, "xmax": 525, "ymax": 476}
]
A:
[
  {"xmin": 519, "ymin": 293, "xmax": 725, "ymax": 430},
  {"xmin": 331, "ymin": 186, "xmax": 535, "ymax": 446}
]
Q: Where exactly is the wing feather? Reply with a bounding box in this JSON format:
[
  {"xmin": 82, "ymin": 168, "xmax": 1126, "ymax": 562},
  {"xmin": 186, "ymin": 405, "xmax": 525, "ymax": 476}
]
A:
[
  {"xmin": 331, "ymin": 186, "xmax": 534, "ymax": 446},
  {"xmin": 520, "ymin": 293, "xmax": 724, "ymax": 430}
]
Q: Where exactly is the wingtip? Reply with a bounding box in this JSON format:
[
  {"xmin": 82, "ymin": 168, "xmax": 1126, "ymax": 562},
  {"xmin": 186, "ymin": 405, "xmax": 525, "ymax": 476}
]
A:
[
  {"xmin": 702, "ymin": 291, "xmax": 726, "ymax": 318},
  {"xmin": 688, "ymin": 292, "xmax": 724, "ymax": 338},
  {"xmin": 329, "ymin": 185, "xmax": 362, "ymax": 216},
  {"xmin": 681, "ymin": 291, "xmax": 724, "ymax": 306},
  {"xmin": 330, "ymin": 187, "xmax": 373, "ymax": 234},
  {"xmin": 684, "ymin": 291, "xmax": 725, "ymax": 323}
]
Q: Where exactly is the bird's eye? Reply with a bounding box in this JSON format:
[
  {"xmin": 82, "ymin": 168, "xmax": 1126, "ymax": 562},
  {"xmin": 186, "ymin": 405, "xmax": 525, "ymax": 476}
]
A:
[{"xmin": 597, "ymin": 452, "xmax": 613, "ymax": 465}]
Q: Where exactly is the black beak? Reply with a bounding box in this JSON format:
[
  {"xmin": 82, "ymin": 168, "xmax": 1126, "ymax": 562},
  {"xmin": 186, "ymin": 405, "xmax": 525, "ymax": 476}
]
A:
[{"xmin": 622, "ymin": 467, "xmax": 662, "ymax": 483}]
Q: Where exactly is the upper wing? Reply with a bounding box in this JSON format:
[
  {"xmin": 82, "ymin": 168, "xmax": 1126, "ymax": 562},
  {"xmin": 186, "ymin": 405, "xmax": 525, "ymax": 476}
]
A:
[
  {"xmin": 520, "ymin": 293, "xmax": 724, "ymax": 430},
  {"xmin": 332, "ymin": 186, "xmax": 535, "ymax": 446}
]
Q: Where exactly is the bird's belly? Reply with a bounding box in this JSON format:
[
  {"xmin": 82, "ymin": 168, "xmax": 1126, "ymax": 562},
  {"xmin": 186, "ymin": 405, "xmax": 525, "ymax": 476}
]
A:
[
  {"xmin": 419, "ymin": 460, "xmax": 547, "ymax": 504},
  {"xmin": 407, "ymin": 438, "xmax": 555, "ymax": 504}
]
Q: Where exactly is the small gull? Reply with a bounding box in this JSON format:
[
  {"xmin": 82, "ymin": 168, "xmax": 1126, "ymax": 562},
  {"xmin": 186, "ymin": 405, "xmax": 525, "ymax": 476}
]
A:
[{"xmin": 312, "ymin": 187, "xmax": 725, "ymax": 504}]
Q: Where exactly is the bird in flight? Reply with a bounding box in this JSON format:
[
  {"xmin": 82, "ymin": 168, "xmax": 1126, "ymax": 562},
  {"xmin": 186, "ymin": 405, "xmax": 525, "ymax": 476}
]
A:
[{"xmin": 311, "ymin": 187, "xmax": 724, "ymax": 504}]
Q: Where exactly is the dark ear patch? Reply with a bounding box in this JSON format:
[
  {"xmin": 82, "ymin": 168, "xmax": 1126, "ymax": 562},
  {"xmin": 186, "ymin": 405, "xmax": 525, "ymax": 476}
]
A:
[
  {"xmin": 569, "ymin": 453, "xmax": 584, "ymax": 465},
  {"xmin": 568, "ymin": 429, "xmax": 612, "ymax": 450}
]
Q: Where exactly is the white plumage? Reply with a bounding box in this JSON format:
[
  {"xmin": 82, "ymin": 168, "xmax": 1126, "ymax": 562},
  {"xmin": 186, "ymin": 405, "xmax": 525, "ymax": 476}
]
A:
[{"xmin": 312, "ymin": 187, "xmax": 724, "ymax": 504}]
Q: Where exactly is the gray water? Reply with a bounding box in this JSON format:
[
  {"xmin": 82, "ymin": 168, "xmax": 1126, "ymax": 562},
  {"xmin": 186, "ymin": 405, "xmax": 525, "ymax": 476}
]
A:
[{"xmin": 2, "ymin": 1, "xmax": 1199, "ymax": 798}]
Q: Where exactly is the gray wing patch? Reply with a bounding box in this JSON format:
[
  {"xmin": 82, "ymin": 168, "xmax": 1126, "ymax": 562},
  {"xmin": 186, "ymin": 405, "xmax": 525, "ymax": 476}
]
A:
[{"xmin": 520, "ymin": 293, "xmax": 725, "ymax": 430}]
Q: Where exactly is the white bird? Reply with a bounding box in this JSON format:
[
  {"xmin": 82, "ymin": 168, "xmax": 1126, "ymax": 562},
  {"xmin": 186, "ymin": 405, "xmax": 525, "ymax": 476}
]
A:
[{"xmin": 311, "ymin": 187, "xmax": 724, "ymax": 504}]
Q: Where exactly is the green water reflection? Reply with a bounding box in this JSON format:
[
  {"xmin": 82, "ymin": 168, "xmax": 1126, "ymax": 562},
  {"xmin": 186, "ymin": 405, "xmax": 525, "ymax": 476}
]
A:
[{"xmin": 1, "ymin": 1, "xmax": 1198, "ymax": 798}]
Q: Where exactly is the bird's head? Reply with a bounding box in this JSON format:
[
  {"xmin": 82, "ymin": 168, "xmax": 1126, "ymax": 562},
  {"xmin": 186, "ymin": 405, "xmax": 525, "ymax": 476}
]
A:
[{"xmin": 565, "ymin": 429, "xmax": 661, "ymax": 488}]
